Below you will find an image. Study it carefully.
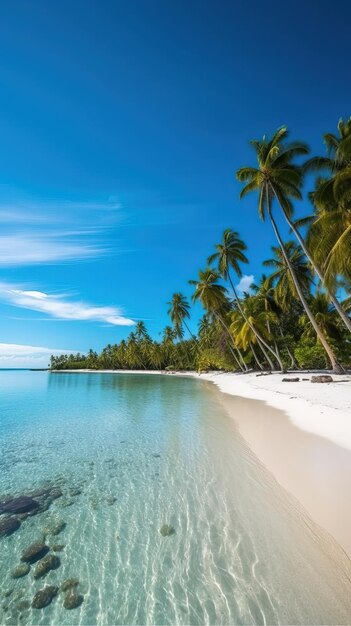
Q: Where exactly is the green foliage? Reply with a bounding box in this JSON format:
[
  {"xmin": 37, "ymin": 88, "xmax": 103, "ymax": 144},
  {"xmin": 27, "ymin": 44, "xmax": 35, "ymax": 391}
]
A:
[
  {"xmin": 294, "ymin": 343, "xmax": 327, "ymax": 369},
  {"xmin": 196, "ymin": 349, "xmax": 234, "ymax": 373}
]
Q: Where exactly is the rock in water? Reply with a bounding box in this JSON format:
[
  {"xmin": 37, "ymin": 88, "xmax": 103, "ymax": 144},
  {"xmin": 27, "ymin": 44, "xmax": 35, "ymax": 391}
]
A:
[
  {"xmin": 63, "ymin": 591, "xmax": 84, "ymax": 609},
  {"xmin": 21, "ymin": 542, "xmax": 49, "ymax": 563},
  {"xmin": 34, "ymin": 554, "xmax": 60, "ymax": 579},
  {"xmin": 11, "ymin": 564, "xmax": 30, "ymax": 579},
  {"xmin": 52, "ymin": 544, "xmax": 65, "ymax": 552},
  {"xmin": 0, "ymin": 496, "xmax": 39, "ymax": 515},
  {"xmin": 31, "ymin": 586, "xmax": 59, "ymax": 609},
  {"xmin": 45, "ymin": 520, "xmax": 66, "ymax": 536},
  {"xmin": 0, "ymin": 517, "xmax": 21, "ymax": 537},
  {"xmin": 311, "ymin": 375, "xmax": 333, "ymax": 383},
  {"xmin": 61, "ymin": 578, "xmax": 79, "ymax": 592},
  {"xmin": 159, "ymin": 524, "xmax": 176, "ymax": 537}
]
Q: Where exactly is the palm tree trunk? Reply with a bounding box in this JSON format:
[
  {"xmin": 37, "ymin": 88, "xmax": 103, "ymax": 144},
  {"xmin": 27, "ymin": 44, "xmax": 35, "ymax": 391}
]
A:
[
  {"xmin": 216, "ymin": 313, "xmax": 246, "ymax": 371},
  {"xmin": 256, "ymin": 338, "xmax": 275, "ymax": 370},
  {"xmin": 278, "ymin": 326, "xmax": 298, "ymax": 369},
  {"xmin": 250, "ymin": 342, "xmax": 263, "ymax": 370},
  {"xmin": 227, "ymin": 272, "xmax": 284, "ymax": 371},
  {"xmin": 272, "ymin": 188, "xmax": 351, "ymax": 334},
  {"xmin": 183, "ymin": 320, "xmax": 197, "ymax": 342},
  {"xmin": 267, "ymin": 202, "xmax": 344, "ymax": 374}
]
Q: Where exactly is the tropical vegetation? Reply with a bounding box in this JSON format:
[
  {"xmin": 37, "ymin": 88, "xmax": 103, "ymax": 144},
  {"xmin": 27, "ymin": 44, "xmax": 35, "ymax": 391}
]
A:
[{"xmin": 51, "ymin": 119, "xmax": 351, "ymax": 374}]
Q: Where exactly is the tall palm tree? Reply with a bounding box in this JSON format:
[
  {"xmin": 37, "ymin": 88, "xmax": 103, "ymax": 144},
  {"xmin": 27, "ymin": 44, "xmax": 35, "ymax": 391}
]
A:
[
  {"xmin": 167, "ymin": 293, "xmax": 196, "ymax": 340},
  {"xmin": 303, "ymin": 118, "xmax": 351, "ymax": 304},
  {"xmin": 189, "ymin": 268, "xmax": 246, "ymax": 371},
  {"xmin": 263, "ymin": 242, "xmax": 313, "ymax": 310},
  {"xmin": 237, "ymin": 127, "xmax": 345, "ymax": 372},
  {"xmin": 208, "ymin": 229, "xmax": 284, "ymax": 370}
]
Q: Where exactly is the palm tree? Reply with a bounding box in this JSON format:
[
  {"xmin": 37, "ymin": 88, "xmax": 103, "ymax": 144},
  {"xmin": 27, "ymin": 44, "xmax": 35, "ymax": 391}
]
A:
[
  {"xmin": 300, "ymin": 292, "xmax": 342, "ymax": 343},
  {"xmin": 263, "ymin": 242, "xmax": 313, "ymax": 310},
  {"xmin": 303, "ymin": 118, "xmax": 351, "ymax": 307},
  {"xmin": 208, "ymin": 229, "xmax": 284, "ymax": 370},
  {"xmin": 167, "ymin": 293, "xmax": 196, "ymax": 340},
  {"xmin": 237, "ymin": 127, "xmax": 345, "ymax": 373},
  {"xmin": 189, "ymin": 268, "xmax": 246, "ymax": 371}
]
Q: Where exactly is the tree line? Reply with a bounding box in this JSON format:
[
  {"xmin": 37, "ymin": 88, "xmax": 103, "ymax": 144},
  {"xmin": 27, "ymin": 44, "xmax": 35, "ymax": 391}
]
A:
[{"xmin": 51, "ymin": 120, "xmax": 351, "ymax": 374}]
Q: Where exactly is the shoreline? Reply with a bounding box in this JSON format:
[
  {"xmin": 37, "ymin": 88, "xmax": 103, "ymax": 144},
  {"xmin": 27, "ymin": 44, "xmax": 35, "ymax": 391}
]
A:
[{"xmin": 51, "ymin": 368, "xmax": 351, "ymax": 556}]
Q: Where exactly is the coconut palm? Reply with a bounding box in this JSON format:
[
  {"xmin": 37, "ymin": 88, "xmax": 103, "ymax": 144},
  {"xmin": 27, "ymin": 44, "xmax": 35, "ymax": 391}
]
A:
[
  {"xmin": 237, "ymin": 128, "xmax": 345, "ymax": 372},
  {"xmin": 167, "ymin": 293, "xmax": 196, "ymax": 340},
  {"xmin": 303, "ymin": 119, "xmax": 351, "ymax": 302},
  {"xmin": 208, "ymin": 229, "xmax": 284, "ymax": 370},
  {"xmin": 263, "ymin": 242, "xmax": 313, "ymax": 310},
  {"xmin": 300, "ymin": 292, "xmax": 342, "ymax": 343},
  {"xmin": 189, "ymin": 268, "xmax": 246, "ymax": 371}
]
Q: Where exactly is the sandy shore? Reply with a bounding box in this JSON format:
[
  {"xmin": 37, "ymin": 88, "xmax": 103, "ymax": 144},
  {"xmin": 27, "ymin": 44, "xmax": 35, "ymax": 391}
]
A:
[{"xmin": 52, "ymin": 368, "xmax": 351, "ymax": 556}]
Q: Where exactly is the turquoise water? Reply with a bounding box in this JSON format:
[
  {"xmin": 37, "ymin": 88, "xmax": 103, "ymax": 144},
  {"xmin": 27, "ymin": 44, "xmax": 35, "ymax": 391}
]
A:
[{"xmin": 1, "ymin": 371, "xmax": 351, "ymax": 625}]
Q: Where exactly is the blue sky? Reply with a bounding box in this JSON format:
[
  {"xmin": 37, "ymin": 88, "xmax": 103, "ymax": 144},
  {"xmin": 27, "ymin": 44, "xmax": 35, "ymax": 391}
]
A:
[{"xmin": 0, "ymin": 0, "xmax": 350, "ymax": 367}]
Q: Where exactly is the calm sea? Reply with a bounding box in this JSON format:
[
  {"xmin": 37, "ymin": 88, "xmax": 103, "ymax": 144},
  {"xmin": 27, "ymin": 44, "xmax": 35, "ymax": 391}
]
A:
[{"xmin": 1, "ymin": 371, "xmax": 351, "ymax": 625}]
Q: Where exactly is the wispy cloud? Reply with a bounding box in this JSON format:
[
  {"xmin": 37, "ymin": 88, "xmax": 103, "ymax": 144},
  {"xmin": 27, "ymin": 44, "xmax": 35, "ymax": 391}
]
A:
[
  {"xmin": 0, "ymin": 197, "xmax": 123, "ymax": 266},
  {"xmin": 0, "ymin": 233, "xmax": 106, "ymax": 265},
  {"xmin": 0, "ymin": 343, "xmax": 76, "ymax": 361},
  {"xmin": 236, "ymin": 274, "xmax": 254, "ymax": 294},
  {"xmin": 0, "ymin": 282, "xmax": 134, "ymax": 326}
]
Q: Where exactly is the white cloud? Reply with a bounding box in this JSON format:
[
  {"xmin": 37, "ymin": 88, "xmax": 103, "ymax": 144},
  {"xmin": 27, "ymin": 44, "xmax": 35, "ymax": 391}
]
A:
[
  {"xmin": 0, "ymin": 343, "xmax": 75, "ymax": 359},
  {"xmin": 0, "ymin": 197, "xmax": 123, "ymax": 266},
  {"xmin": 0, "ymin": 234, "xmax": 105, "ymax": 265},
  {"xmin": 0, "ymin": 282, "xmax": 134, "ymax": 327},
  {"xmin": 236, "ymin": 274, "xmax": 255, "ymax": 294}
]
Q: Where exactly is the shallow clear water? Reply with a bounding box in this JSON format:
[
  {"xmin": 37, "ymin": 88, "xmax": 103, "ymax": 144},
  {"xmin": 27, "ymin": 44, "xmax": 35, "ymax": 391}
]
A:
[{"xmin": 1, "ymin": 371, "xmax": 351, "ymax": 625}]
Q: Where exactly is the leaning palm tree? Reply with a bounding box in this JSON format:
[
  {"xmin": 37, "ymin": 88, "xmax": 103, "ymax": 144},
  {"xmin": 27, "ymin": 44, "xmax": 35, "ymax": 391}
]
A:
[
  {"xmin": 237, "ymin": 127, "xmax": 344, "ymax": 372},
  {"xmin": 189, "ymin": 268, "xmax": 246, "ymax": 371},
  {"xmin": 263, "ymin": 242, "xmax": 314, "ymax": 310},
  {"xmin": 303, "ymin": 118, "xmax": 351, "ymax": 302},
  {"xmin": 208, "ymin": 229, "xmax": 284, "ymax": 370},
  {"xmin": 167, "ymin": 293, "xmax": 196, "ymax": 340}
]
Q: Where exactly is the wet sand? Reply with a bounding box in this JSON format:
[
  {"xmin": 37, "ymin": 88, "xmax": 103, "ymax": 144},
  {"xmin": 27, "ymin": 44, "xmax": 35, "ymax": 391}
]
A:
[{"xmin": 215, "ymin": 388, "xmax": 351, "ymax": 558}]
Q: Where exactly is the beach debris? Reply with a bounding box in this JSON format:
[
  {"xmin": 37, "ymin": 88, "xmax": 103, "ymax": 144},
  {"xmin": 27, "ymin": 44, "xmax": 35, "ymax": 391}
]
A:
[
  {"xmin": 31, "ymin": 586, "xmax": 59, "ymax": 609},
  {"xmin": 0, "ymin": 516, "xmax": 21, "ymax": 537},
  {"xmin": 0, "ymin": 496, "xmax": 39, "ymax": 515},
  {"xmin": 33, "ymin": 554, "xmax": 61, "ymax": 579},
  {"xmin": 44, "ymin": 519, "xmax": 66, "ymax": 536},
  {"xmin": 282, "ymin": 377, "xmax": 300, "ymax": 382},
  {"xmin": 52, "ymin": 543, "xmax": 65, "ymax": 552},
  {"xmin": 11, "ymin": 564, "xmax": 30, "ymax": 579},
  {"xmin": 61, "ymin": 578, "xmax": 79, "ymax": 592},
  {"xmin": 311, "ymin": 375, "xmax": 333, "ymax": 383},
  {"xmin": 63, "ymin": 590, "xmax": 84, "ymax": 609},
  {"xmin": 159, "ymin": 524, "xmax": 176, "ymax": 537},
  {"xmin": 256, "ymin": 371, "xmax": 272, "ymax": 376},
  {"xmin": 21, "ymin": 541, "xmax": 49, "ymax": 563}
]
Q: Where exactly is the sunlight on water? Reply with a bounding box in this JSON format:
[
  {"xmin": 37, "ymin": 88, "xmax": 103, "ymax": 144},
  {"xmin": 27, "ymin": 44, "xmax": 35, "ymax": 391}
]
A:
[{"xmin": 1, "ymin": 371, "xmax": 351, "ymax": 625}]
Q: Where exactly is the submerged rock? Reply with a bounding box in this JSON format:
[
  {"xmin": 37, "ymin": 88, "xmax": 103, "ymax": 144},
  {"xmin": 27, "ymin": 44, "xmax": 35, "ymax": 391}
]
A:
[
  {"xmin": 63, "ymin": 591, "xmax": 84, "ymax": 610},
  {"xmin": 52, "ymin": 544, "xmax": 65, "ymax": 552},
  {"xmin": 159, "ymin": 524, "xmax": 176, "ymax": 537},
  {"xmin": 0, "ymin": 496, "xmax": 39, "ymax": 515},
  {"xmin": 61, "ymin": 578, "xmax": 79, "ymax": 592},
  {"xmin": 106, "ymin": 495, "xmax": 117, "ymax": 505},
  {"xmin": 0, "ymin": 516, "xmax": 21, "ymax": 537},
  {"xmin": 69, "ymin": 488, "xmax": 82, "ymax": 497},
  {"xmin": 16, "ymin": 599, "xmax": 30, "ymax": 611},
  {"xmin": 21, "ymin": 541, "xmax": 49, "ymax": 563},
  {"xmin": 31, "ymin": 586, "xmax": 59, "ymax": 609},
  {"xmin": 33, "ymin": 554, "xmax": 60, "ymax": 579},
  {"xmin": 44, "ymin": 520, "xmax": 66, "ymax": 536},
  {"xmin": 11, "ymin": 564, "xmax": 30, "ymax": 579}
]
